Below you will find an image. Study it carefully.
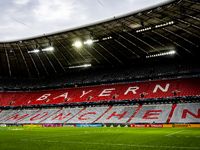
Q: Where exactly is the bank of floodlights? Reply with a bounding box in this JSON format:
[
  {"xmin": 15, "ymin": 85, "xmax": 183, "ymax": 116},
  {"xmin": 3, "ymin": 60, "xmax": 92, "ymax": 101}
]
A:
[
  {"xmin": 72, "ymin": 36, "xmax": 111, "ymax": 47},
  {"xmin": 69, "ymin": 64, "xmax": 92, "ymax": 69},
  {"xmin": 28, "ymin": 46, "xmax": 54, "ymax": 53},
  {"xmin": 42, "ymin": 47, "xmax": 54, "ymax": 51},
  {"xmin": 146, "ymin": 50, "xmax": 175, "ymax": 58},
  {"xmin": 136, "ymin": 21, "xmax": 175, "ymax": 33}
]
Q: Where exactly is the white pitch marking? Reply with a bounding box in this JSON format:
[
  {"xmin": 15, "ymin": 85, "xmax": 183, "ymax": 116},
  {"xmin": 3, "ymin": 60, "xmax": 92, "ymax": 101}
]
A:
[
  {"xmin": 21, "ymin": 133, "xmax": 91, "ymax": 141},
  {"xmin": 165, "ymin": 130, "xmax": 185, "ymax": 137}
]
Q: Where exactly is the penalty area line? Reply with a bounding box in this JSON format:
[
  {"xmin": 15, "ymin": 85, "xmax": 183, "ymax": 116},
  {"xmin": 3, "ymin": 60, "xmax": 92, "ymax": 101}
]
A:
[
  {"xmin": 21, "ymin": 133, "xmax": 91, "ymax": 140},
  {"xmin": 165, "ymin": 130, "xmax": 185, "ymax": 137},
  {"xmin": 23, "ymin": 140, "xmax": 200, "ymax": 149}
]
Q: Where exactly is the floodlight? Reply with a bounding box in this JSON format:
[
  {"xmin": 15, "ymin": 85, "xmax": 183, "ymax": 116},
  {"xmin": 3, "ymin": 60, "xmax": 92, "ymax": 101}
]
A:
[
  {"xmin": 69, "ymin": 64, "xmax": 91, "ymax": 68},
  {"xmin": 171, "ymin": 50, "xmax": 175, "ymax": 54},
  {"xmin": 74, "ymin": 41, "xmax": 82, "ymax": 47},
  {"xmin": 42, "ymin": 47, "xmax": 54, "ymax": 51},
  {"xmin": 146, "ymin": 50, "xmax": 176, "ymax": 59},
  {"xmin": 34, "ymin": 49, "xmax": 40, "ymax": 53},
  {"xmin": 84, "ymin": 40, "xmax": 93, "ymax": 45},
  {"xmin": 28, "ymin": 49, "xmax": 40, "ymax": 53}
]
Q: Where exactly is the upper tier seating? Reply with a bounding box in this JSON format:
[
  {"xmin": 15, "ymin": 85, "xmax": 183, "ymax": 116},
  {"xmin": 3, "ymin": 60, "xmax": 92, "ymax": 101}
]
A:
[{"xmin": 0, "ymin": 59, "xmax": 199, "ymax": 90}]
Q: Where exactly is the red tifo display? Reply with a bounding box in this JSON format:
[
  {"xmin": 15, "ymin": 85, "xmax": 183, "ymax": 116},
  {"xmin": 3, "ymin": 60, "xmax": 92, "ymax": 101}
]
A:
[{"xmin": 0, "ymin": 77, "xmax": 200, "ymax": 106}]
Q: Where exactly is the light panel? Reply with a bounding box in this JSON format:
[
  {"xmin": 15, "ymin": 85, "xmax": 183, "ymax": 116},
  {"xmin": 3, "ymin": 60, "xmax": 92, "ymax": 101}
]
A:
[
  {"xmin": 146, "ymin": 50, "xmax": 176, "ymax": 58},
  {"xmin": 136, "ymin": 21, "xmax": 175, "ymax": 33},
  {"xmin": 73, "ymin": 41, "xmax": 82, "ymax": 47},
  {"xmin": 42, "ymin": 47, "xmax": 54, "ymax": 51},
  {"xmin": 28, "ymin": 49, "xmax": 40, "ymax": 53},
  {"xmin": 84, "ymin": 40, "xmax": 93, "ymax": 45},
  {"xmin": 69, "ymin": 64, "xmax": 91, "ymax": 69}
]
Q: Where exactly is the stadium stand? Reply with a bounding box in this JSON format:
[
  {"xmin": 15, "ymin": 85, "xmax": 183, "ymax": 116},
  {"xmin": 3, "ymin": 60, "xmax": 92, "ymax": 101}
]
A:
[
  {"xmin": 0, "ymin": 103, "xmax": 199, "ymax": 124},
  {"xmin": 170, "ymin": 103, "xmax": 200, "ymax": 123},
  {"xmin": 95, "ymin": 106, "xmax": 138, "ymax": 123},
  {"xmin": 67, "ymin": 107, "xmax": 109, "ymax": 124},
  {"xmin": 0, "ymin": 76, "xmax": 199, "ymax": 107},
  {"xmin": 0, "ymin": 0, "xmax": 200, "ymax": 127},
  {"xmin": 0, "ymin": 109, "xmax": 39, "ymax": 124},
  {"xmin": 18, "ymin": 109, "xmax": 61, "ymax": 124},
  {"xmin": 0, "ymin": 59, "xmax": 200, "ymax": 90},
  {"xmin": 0, "ymin": 110, "xmax": 19, "ymax": 122},
  {"xmin": 128, "ymin": 104, "xmax": 172, "ymax": 123},
  {"xmin": 41, "ymin": 108, "xmax": 83, "ymax": 124}
]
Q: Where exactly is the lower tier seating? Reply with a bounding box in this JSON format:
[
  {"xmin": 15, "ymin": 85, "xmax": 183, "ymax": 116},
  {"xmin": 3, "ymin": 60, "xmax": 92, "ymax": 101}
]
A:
[
  {"xmin": 95, "ymin": 106, "xmax": 138, "ymax": 123},
  {"xmin": 41, "ymin": 108, "xmax": 83, "ymax": 124},
  {"xmin": 0, "ymin": 103, "xmax": 199, "ymax": 124},
  {"xmin": 128, "ymin": 104, "xmax": 172, "ymax": 123},
  {"xmin": 170, "ymin": 103, "xmax": 200, "ymax": 123}
]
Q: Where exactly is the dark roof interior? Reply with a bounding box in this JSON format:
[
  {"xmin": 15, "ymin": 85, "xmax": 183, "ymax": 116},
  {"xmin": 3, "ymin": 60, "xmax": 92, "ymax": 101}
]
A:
[{"xmin": 0, "ymin": 0, "xmax": 199, "ymax": 78}]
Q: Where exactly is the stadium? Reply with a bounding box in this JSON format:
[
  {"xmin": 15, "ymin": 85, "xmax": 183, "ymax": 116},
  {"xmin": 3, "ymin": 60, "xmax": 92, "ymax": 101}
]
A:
[{"xmin": 0, "ymin": 0, "xmax": 200, "ymax": 149}]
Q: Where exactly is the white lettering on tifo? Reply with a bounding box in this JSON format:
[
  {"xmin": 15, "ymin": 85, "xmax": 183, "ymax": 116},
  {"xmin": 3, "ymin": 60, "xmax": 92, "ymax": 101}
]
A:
[
  {"xmin": 41, "ymin": 84, "xmax": 171, "ymax": 100},
  {"xmin": 153, "ymin": 84, "xmax": 170, "ymax": 93},
  {"xmin": 80, "ymin": 90, "xmax": 93, "ymax": 98},
  {"xmin": 99, "ymin": 88, "xmax": 115, "ymax": 96},
  {"xmin": 53, "ymin": 92, "xmax": 68, "ymax": 99},
  {"xmin": 36, "ymin": 94, "xmax": 51, "ymax": 101},
  {"xmin": 124, "ymin": 87, "xmax": 139, "ymax": 95}
]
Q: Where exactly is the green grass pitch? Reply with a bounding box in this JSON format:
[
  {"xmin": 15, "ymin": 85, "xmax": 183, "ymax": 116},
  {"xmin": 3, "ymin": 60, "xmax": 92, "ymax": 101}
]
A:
[{"xmin": 0, "ymin": 127, "xmax": 200, "ymax": 150}]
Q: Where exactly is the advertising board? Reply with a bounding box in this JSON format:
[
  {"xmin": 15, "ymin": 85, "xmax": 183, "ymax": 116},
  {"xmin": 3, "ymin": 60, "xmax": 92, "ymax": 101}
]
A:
[
  {"xmin": 23, "ymin": 124, "xmax": 42, "ymax": 127},
  {"xmin": 130, "ymin": 124, "xmax": 163, "ymax": 127},
  {"xmin": 42, "ymin": 124, "xmax": 63, "ymax": 127},
  {"xmin": 130, "ymin": 124, "xmax": 151, "ymax": 127},
  {"xmin": 0, "ymin": 124, "xmax": 6, "ymax": 127},
  {"xmin": 63, "ymin": 125, "xmax": 75, "ymax": 127},
  {"xmin": 75, "ymin": 124, "xmax": 102, "ymax": 127}
]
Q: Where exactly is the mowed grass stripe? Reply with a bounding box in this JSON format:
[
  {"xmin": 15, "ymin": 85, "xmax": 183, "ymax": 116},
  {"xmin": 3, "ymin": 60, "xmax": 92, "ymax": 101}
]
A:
[
  {"xmin": 20, "ymin": 128, "xmax": 145, "ymax": 140},
  {"xmin": 25, "ymin": 140, "xmax": 200, "ymax": 149}
]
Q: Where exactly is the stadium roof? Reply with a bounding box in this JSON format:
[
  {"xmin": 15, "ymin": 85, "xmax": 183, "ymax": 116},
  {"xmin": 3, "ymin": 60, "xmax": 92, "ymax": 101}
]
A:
[{"xmin": 0, "ymin": 0, "xmax": 199, "ymax": 78}]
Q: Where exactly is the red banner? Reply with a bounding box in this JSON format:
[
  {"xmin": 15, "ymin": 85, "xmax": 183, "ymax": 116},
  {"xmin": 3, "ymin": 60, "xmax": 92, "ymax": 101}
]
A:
[
  {"xmin": 150, "ymin": 124, "xmax": 163, "ymax": 127},
  {"xmin": 130, "ymin": 124, "xmax": 151, "ymax": 127},
  {"xmin": 130, "ymin": 124, "xmax": 163, "ymax": 127}
]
